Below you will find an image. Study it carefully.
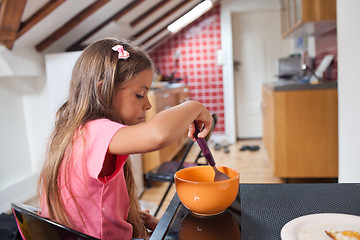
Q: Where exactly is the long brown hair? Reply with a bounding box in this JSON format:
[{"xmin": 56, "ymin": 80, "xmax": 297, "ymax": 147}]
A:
[{"xmin": 39, "ymin": 38, "xmax": 154, "ymax": 238}]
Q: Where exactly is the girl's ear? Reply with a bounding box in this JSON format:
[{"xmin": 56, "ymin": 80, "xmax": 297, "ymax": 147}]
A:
[
  {"xmin": 97, "ymin": 80, "xmax": 103, "ymax": 89},
  {"xmin": 97, "ymin": 80, "xmax": 105, "ymax": 98},
  {"xmin": 97, "ymin": 80, "xmax": 104, "ymax": 94}
]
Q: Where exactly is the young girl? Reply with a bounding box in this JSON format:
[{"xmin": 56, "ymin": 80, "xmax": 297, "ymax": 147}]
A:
[{"xmin": 38, "ymin": 38, "xmax": 212, "ymax": 240}]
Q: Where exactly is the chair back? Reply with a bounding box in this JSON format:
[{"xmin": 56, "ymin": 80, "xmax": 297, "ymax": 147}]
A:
[{"xmin": 11, "ymin": 203, "xmax": 99, "ymax": 240}]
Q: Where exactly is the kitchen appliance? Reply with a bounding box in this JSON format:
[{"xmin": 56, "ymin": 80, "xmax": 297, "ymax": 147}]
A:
[{"xmin": 276, "ymin": 55, "xmax": 302, "ymax": 80}]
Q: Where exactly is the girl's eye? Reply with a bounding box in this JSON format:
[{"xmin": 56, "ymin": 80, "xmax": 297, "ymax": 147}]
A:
[{"xmin": 136, "ymin": 94, "xmax": 144, "ymax": 99}]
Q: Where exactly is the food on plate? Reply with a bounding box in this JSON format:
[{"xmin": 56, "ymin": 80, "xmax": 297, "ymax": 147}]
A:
[{"xmin": 326, "ymin": 230, "xmax": 360, "ymax": 240}]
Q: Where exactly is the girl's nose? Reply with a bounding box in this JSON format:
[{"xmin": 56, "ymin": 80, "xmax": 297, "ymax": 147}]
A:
[{"xmin": 144, "ymin": 99, "xmax": 152, "ymax": 110}]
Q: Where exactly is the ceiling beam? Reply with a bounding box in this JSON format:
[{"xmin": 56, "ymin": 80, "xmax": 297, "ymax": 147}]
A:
[
  {"xmin": 130, "ymin": 0, "xmax": 171, "ymax": 28},
  {"xmin": 113, "ymin": 0, "xmax": 144, "ymax": 21},
  {"xmin": 131, "ymin": 0, "xmax": 194, "ymax": 39},
  {"xmin": 142, "ymin": 26, "xmax": 170, "ymax": 47},
  {"xmin": 147, "ymin": 32, "xmax": 172, "ymax": 52},
  {"xmin": 17, "ymin": 0, "xmax": 66, "ymax": 39},
  {"xmin": 35, "ymin": 0, "xmax": 111, "ymax": 52},
  {"xmin": 0, "ymin": 0, "xmax": 27, "ymax": 49},
  {"xmin": 66, "ymin": 0, "xmax": 144, "ymax": 52}
]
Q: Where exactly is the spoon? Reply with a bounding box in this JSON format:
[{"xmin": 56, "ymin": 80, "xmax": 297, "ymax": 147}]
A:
[{"xmin": 194, "ymin": 123, "xmax": 230, "ymax": 182}]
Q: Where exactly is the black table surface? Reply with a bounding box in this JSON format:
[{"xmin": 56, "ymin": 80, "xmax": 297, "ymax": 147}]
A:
[{"xmin": 150, "ymin": 183, "xmax": 360, "ymax": 240}]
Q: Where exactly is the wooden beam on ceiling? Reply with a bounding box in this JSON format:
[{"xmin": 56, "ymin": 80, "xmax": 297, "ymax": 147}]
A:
[
  {"xmin": 0, "ymin": 0, "xmax": 27, "ymax": 49},
  {"xmin": 17, "ymin": 0, "xmax": 66, "ymax": 39},
  {"xmin": 131, "ymin": 0, "xmax": 194, "ymax": 39},
  {"xmin": 147, "ymin": 32, "xmax": 172, "ymax": 52},
  {"xmin": 66, "ymin": 0, "xmax": 144, "ymax": 52},
  {"xmin": 130, "ymin": 0, "xmax": 171, "ymax": 28},
  {"xmin": 35, "ymin": 0, "xmax": 111, "ymax": 52},
  {"xmin": 113, "ymin": 0, "xmax": 144, "ymax": 21},
  {"xmin": 141, "ymin": 26, "xmax": 170, "ymax": 47}
]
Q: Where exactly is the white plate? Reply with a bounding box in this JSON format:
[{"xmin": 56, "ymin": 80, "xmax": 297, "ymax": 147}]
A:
[{"xmin": 281, "ymin": 213, "xmax": 360, "ymax": 240}]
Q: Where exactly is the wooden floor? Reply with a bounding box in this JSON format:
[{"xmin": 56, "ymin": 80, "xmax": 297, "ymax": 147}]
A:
[{"xmin": 139, "ymin": 138, "xmax": 283, "ymax": 218}]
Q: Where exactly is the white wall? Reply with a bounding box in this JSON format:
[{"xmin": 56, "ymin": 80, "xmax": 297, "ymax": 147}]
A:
[
  {"xmin": 0, "ymin": 48, "xmax": 46, "ymax": 212},
  {"xmin": 337, "ymin": 0, "xmax": 360, "ymax": 183},
  {"xmin": 0, "ymin": 87, "xmax": 30, "ymax": 188},
  {"xmin": 0, "ymin": 86, "xmax": 36, "ymax": 211},
  {"xmin": 45, "ymin": 51, "xmax": 81, "ymax": 117}
]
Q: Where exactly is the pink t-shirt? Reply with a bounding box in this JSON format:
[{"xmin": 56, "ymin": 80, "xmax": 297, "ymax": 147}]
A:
[{"xmin": 41, "ymin": 119, "xmax": 132, "ymax": 239}]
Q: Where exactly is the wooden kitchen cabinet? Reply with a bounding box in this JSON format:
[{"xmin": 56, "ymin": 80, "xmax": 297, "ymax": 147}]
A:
[
  {"xmin": 142, "ymin": 84, "xmax": 190, "ymax": 173},
  {"xmin": 262, "ymin": 83, "xmax": 338, "ymax": 178},
  {"xmin": 280, "ymin": 0, "xmax": 336, "ymax": 38}
]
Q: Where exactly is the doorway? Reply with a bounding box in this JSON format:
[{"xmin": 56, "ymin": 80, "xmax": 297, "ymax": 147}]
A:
[{"xmin": 232, "ymin": 10, "xmax": 287, "ymax": 139}]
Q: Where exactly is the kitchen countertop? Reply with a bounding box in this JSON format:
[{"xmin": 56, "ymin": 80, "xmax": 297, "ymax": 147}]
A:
[{"xmin": 264, "ymin": 80, "xmax": 337, "ymax": 91}]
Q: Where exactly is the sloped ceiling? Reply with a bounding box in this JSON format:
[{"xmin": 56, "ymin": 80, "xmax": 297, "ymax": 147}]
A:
[{"xmin": 0, "ymin": 0, "xmax": 217, "ymax": 54}]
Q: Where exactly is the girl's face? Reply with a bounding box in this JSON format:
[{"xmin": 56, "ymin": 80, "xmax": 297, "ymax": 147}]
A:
[{"xmin": 112, "ymin": 69, "xmax": 153, "ymax": 125}]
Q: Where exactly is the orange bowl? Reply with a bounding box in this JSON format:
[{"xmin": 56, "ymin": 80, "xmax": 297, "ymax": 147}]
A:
[{"xmin": 174, "ymin": 165, "xmax": 240, "ymax": 216}]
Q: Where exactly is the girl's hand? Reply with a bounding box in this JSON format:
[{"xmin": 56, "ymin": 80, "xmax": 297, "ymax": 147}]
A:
[
  {"xmin": 139, "ymin": 209, "xmax": 159, "ymax": 231},
  {"xmin": 188, "ymin": 113, "xmax": 213, "ymax": 141}
]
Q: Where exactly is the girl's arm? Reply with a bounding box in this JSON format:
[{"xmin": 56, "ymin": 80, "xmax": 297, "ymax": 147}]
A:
[{"xmin": 108, "ymin": 100, "xmax": 212, "ymax": 155}]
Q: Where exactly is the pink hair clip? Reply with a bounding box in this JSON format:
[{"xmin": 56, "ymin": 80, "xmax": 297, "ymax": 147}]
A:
[{"xmin": 112, "ymin": 45, "xmax": 130, "ymax": 59}]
